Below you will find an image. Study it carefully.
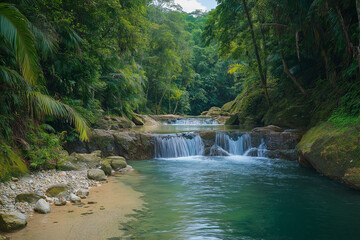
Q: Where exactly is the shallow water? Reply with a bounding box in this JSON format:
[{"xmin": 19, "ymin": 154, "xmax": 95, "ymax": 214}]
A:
[{"xmin": 119, "ymin": 156, "xmax": 360, "ymax": 240}]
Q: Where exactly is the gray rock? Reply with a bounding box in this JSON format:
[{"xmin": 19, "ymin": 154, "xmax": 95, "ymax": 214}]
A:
[
  {"xmin": 0, "ymin": 212, "xmax": 27, "ymax": 232},
  {"xmin": 87, "ymin": 169, "xmax": 107, "ymax": 181},
  {"xmin": 70, "ymin": 193, "xmax": 81, "ymax": 203},
  {"xmin": 34, "ymin": 199, "xmax": 50, "ymax": 214},
  {"xmin": 209, "ymin": 146, "xmax": 230, "ymax": 156},
  {"xmin": 54, "ymin": 198, "xmax": 67, "ymax": 206},
  {"xmin": 76, "ymin": 189, "xmax": 89, "ymax": 199}
]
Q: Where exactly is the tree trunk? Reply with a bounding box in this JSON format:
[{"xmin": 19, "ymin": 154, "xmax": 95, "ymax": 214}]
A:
[
  {"xmin": 260, "ymin": 18, "xmax": 268, "ymax": 81},
  {"xmin": 157, "ymin": 88, "xmax": 167, "ymax": 114},
  {"xmin": 336, "ymin": 5, "xmax": 354, "ymax": 57},
  {"xmin": 356, "ymin": 0, "xmax": 360, "ymax": 71},
  {"xmin": 242, "ymin": 0, "xmax": 271, "ymax": 106},
  {"xmin": 273, "ymin": 10, "xmax": 307, "ymax": 95},
  {"xmin": 173, "ymin": 100, "xmax": 179, "ymax": 115}
]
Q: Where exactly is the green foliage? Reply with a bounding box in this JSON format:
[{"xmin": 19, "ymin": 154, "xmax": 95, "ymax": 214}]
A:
[
  {"xmin": 0, "ymin": 142, "xmax": 29, "ymax": 181},
  {"xmin": 205, "ymin": 0, "xmax": 359, "ymax": 128},
  {"xmin": 24, "ymin": 126, "xmax": 66, "ymax": 170}
]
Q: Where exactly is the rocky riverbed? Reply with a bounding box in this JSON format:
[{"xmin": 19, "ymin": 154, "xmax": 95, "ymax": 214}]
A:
[
  {"xmin": 0, "ymin": 150, "xmax": 136, "ymax": 239},
  {"xmin": 0, "ymin": 170, "xmax": 98, "ymax": 217}
]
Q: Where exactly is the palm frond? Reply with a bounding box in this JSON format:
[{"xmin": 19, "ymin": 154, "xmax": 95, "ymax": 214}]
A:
[
  {"xmin": 29, "ymin": 15, "xmax": 58, "ymax": 59},
  {"xmin": 0, "ymin": 65, "xmax": 26, "ymax": 88},
  {"xmin": 0, "ymin": 3, "xmax": 40, "ymax": 86},
  {"xmin": 27, "ymin": 91, "xmax": 91, "ymax": 141}
]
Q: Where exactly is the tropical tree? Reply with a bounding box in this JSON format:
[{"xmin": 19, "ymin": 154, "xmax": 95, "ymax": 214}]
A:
[{"xmin": 0, "ymin": 3, "xmax": 90, "ymax": 141}]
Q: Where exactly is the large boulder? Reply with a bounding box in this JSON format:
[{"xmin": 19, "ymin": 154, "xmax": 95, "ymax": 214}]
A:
[
  {"xmin": 87, "ymin": 130, "xmax": 116, "ymax": 156},
  {"xmin": 297, "ymin": 121, "xmax": 360, "ymax": 189},
  {"xmin": 96, "ymin": 116, "xmax": 135, "ymax": 130},
  {"xmin": 100, "ymin": 160, "xmax": 113, "ymax": 176},
  {"xmin": 107, "ymin": 156, "xmax": 127, "ymax": 170},
  {"xmin": 46, "ymin": 184, "xmax": 69, "ymax": 198},
  {"xmin": 15, "ymin": 192, "xmax": 42, "ymax": 204},
  {"xmin": 251, "ymin": 126, "xmax": 303, "ymax": 152},
  {"xmin": 0, "ymin": 212, "xmax": 27, "ymax": 232},
  {"xmin": 87, "ymin": 169, "xmax": 107, "ymax": 181},
  {"xmin": 59, "ymin": 150, "xmax": 102, "ymax": 170},
  {"xmin": 34, "ymin": 199, "xmax": 51, "ymax": 214}
]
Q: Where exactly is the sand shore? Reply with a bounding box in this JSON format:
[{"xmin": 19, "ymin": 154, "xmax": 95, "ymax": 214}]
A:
[{"xmin": 6, "ymin": 173, "xmax": 143, "ymax": 240}]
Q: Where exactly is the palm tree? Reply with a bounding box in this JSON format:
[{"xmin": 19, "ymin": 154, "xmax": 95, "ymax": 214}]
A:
[{"xmin": 0, "ymin": 3, "xmax": 90, "ymax": 141}]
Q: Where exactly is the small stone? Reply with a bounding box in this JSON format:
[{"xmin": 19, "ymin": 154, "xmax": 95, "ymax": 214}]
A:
[
  {"xmin": 34, "ymin": 199, "xmax": 51, "ymax": 214},
  {"xmin": 70, "ymin": 193, "xmax": 81, "ymax": 203},
  {"xmin": 59, "ymin": 171, "xmax": 67, "ymax": 177},
  {"xmin": 0, "ymin": 212, "xmax": 27, "ymax": 232},
  {"xmin": 88, "ymin": 201, "xmax": 97, "ymax": 205},
  {"xmin": 76, "ymin": 189, "xmax": 89, "ymax": 199},
  {"xmin": 54, "ymin": 198, "xmax": 67, "ymax": 206},
  {"xmin": 11, "ymin": 177, "xmax": 19, "ymax": 182}
]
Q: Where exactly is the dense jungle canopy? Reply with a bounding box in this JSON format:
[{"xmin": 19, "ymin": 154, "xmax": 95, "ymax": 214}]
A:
[{"xmin": 0, "ymin": 0, "xmax": 359, "ymax": 174}]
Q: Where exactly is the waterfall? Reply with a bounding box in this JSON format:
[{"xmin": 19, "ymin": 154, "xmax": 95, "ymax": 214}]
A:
[
  {"xmin": 214, "ymin": 133, "xmax": 252, "ymax": 155},
  {"xmin": 257, "ymin": 138, "xmax": 267, "ymax": 157},
  {"xmin": 163, "ymin": 118, "xmax": 220, "ymax": 125},
  {"xmin": 154, "ymin": 133, "xmax": 205, "ymax": 158}
]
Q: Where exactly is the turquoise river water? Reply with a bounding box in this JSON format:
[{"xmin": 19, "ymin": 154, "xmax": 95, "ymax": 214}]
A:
[{"xmin": 118, "ymin": 156, "xmax": 360, "ymax": 240}]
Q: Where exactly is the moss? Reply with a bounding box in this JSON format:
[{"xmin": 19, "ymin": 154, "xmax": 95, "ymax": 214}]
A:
[
  {"xmin": 221, "ymin": 100, "xmax": 235, "ymax": 112},
  {"xmin": 0, "ymin": 143, "xmax": 29, "ymax": 182},
  {"xmin": 297, "ymin": 121, "xmax": 360, "ymax": 182},
  {"xmin": 46, "ymin": 185, "xmax": 68, "ymax": 197}
]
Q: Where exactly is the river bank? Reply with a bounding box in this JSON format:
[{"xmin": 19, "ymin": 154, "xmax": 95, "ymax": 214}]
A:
[{"xmin": 0, "ymin": 168, "xmax": 143, "ymax": 240}]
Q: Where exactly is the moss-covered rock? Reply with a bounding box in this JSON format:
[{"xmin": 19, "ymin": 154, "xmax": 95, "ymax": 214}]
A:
[
  {"xmin": 95, "ymin": 115, "xmax": 135, "ymax": 130},
  {"xmin": 100, "ymin": 160, "xmax": 112, "ymax": 176},
  {"xmin": 297, "ymin": 121, "xmax": 360, "ymax": 189},
  {"xmin": 59, "ymin": 150, "xmax": 102, "ymax": 170},
  {"xmin": 132, "ymin": 114, "xmax": 145, "ymax": 125},
  {"xmin": 15, "ymin": 192, "xmax": 42, "ymax": 204},
  {"xmin": 46, "ymin": 184, "xmax": 69, "ymax": 197},
  {"xmin": 111, "ymin": 159, "xmax": 127, "ymax": 170},
  {"xmin": 0, "ymin": 212, "xmax": 27, "ymax": 232},
  {"xmin": 87, "ymin": 169, "xmax": 107, "ymax": 181},
  {"xmin": 0, "ymin": 143, "xmax": 29, "ymax": 182}
]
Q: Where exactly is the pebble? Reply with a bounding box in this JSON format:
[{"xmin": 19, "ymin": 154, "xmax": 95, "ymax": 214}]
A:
[{"xmin": 0, "ymin": 170, "xmax": 98, "ymax": 216}]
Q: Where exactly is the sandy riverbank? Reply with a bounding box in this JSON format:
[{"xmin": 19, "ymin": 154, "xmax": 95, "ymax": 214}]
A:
[{"xmin": 6, "ymin": 173, "xmax": 143, "ymax": 240}]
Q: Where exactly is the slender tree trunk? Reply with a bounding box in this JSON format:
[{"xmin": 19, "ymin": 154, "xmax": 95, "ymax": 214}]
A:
[
  {"xmin": 169, "ymin": 87, "xmax": 171, "ymax": 114},
  {"xmin": 173, "ymin": 100, "xmax": 179, "ymax": 115},
  {"xmin": 157, "ymin": 88, "xmax": 167, "ymax": 114},
  {"xmin": 259, "ymin": 18, "xmax": 268, "ymax": 81},
  {"xmin": 242, "ymin": 0, "xmax": 271, "ymax": 106},
  {"xmin": 336, "ymin": 5, "xmax": 354, "ymax": 57},
  {"xmin": 273, "ymin": 10, "xmax": 307, "ymax": 95},
  {"xmin": 296, "ymin": 30, "xmax": 301, "ymax": 61},
  {"xmin": 356, "ymin": 0, "xmax": 360, "ymax": 71}
]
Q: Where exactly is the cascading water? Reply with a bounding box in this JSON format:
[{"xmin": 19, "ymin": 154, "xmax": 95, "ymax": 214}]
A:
[
  {"xmin": 163, "ymin": 117, "xmax": 220, "ymax": 125},
  {"xmin": 257, "ymin": 138, "xmax": 267, "ymax": 157},
  {"xmin": 154, "ymin": 133, "xmax": 204, "ymax": 158},
  {"xmin": 214, "ymin": 133, "xmax": 252, "ymax": 155}
]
